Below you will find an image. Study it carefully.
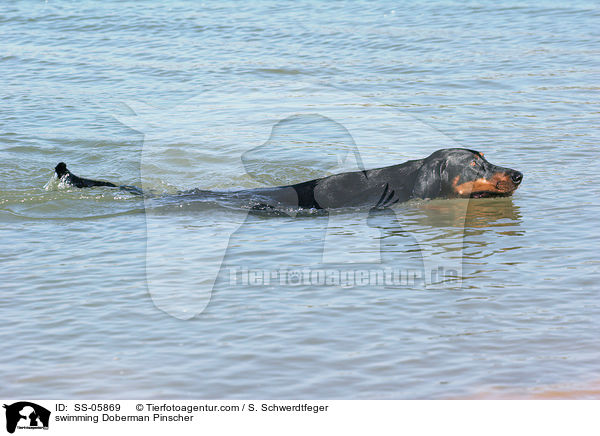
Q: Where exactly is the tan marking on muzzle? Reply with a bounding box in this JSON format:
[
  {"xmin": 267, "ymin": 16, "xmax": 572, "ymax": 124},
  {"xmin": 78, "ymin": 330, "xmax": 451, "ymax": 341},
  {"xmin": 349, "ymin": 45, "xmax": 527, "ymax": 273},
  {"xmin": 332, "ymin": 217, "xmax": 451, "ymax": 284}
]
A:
[{"xmin": 453, "ymin": 173, "xmax": 516, "ymax": 196}]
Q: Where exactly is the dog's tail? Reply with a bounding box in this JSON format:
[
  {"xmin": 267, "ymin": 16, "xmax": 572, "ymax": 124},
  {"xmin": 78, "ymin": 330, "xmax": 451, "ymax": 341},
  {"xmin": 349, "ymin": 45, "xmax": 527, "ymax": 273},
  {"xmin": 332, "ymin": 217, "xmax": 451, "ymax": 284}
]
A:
[
  {"xmin": 54, "ymin": 162, "xmax": 143, "ymax": 195},
  {"xmin": 55, "ymin": 162, "xmax": 69, "ymax": 178}
]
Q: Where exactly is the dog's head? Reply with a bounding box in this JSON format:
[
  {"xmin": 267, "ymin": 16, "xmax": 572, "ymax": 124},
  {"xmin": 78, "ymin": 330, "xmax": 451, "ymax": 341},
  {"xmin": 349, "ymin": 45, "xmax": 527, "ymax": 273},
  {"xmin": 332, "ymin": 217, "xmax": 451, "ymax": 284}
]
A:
[{"xmin": 412, "ymin": 148, "xmax": 523, "ymax": 199}]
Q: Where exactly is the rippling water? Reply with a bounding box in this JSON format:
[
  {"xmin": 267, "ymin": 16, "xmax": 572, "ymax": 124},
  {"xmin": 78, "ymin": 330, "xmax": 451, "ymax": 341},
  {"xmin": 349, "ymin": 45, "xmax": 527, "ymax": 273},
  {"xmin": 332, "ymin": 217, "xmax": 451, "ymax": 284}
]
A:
[{"xmin": 1, "ymin": 0, "xmax": 599, "ymax": 398}]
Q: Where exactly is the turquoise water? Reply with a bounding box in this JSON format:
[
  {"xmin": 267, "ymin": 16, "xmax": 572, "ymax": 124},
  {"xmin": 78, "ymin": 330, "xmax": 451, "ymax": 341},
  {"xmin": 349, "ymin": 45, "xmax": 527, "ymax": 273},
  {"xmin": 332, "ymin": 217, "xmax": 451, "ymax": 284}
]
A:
[{"xmin": 1, "ymin": 0, "xmax": 599, "ymax": 398}]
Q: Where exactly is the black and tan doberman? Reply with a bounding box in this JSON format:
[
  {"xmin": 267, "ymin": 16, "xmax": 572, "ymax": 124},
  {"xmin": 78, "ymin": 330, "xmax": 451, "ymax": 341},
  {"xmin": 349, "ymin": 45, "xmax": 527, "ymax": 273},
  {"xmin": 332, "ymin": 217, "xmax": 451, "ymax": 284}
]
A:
[{"xmin": 54, "ymin": 148, "xmax": 522, "ymax": 209}]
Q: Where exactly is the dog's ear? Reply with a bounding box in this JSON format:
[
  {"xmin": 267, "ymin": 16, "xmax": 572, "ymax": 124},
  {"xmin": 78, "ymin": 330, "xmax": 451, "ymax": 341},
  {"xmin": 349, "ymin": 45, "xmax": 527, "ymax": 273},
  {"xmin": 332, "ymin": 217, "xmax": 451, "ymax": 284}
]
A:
[{"xmin": 412, "ymin": 158, "xmax": 447, "ymax": 199}]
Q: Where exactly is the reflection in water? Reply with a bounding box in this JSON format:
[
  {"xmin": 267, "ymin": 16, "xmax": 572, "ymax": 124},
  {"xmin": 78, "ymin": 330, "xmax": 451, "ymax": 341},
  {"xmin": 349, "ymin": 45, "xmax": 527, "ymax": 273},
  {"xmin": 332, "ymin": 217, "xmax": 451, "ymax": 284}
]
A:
[
  {"xmin": 364, "ymin": 197, "xmax": 523, "ymax": 286},
  {"xmin": 463, "ymin": 197, "xmax": 523, "ymax": 230},
  {"xmin": 407, "ymin": 197, "xmax": 522, "ymax": 229},
  {"xmin": 370, "ymin": 197, "xmax": 522, "ymax": 243}
]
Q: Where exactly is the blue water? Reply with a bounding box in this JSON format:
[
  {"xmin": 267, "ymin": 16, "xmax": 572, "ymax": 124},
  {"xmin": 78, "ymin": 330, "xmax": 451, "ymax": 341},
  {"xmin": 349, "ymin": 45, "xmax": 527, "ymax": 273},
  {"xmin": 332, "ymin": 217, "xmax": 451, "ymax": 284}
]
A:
[{"xmin": 1, "ymin": 0, "xmax": 599, "ymax": 398}]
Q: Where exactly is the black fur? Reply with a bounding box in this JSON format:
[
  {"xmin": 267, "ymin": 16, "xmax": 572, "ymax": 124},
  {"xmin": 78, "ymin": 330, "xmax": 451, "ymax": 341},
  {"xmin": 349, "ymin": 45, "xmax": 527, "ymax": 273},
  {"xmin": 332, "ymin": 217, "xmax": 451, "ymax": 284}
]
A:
[{"xmin": 54, "ymin": 149, "xmax": 522, "ymax": 208}]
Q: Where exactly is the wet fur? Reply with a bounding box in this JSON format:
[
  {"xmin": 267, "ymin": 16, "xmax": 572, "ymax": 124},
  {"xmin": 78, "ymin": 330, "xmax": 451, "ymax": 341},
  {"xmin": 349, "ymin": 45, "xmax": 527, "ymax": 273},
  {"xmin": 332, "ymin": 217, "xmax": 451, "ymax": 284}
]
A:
[{"xmin": 54, "ymin": 149, "xmax": 523, "ymax": 209}]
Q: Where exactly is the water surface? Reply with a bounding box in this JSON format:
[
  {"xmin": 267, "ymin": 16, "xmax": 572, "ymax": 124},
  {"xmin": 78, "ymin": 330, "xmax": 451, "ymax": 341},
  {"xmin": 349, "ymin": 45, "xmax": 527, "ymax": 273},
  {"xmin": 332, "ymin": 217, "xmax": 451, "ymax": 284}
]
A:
[{"xmin": 1, "ymin": 0, "xmax": 599, "ymax": 398}]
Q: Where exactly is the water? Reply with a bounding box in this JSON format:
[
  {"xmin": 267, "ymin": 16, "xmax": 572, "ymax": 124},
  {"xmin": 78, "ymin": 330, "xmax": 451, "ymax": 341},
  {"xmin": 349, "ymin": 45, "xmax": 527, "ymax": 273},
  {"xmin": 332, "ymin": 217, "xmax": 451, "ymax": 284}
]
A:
[{"xmin": 1, "ymin": 0, "xmax": 599, "ymax": 398}]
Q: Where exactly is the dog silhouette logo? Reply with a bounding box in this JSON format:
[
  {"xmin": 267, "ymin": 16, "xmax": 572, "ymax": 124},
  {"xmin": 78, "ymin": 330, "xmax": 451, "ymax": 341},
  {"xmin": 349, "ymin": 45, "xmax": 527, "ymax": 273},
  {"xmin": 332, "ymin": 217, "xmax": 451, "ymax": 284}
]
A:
[
  {"xmin": 116, "ymin": 82, "xmax": 466, "ymax": 319},
  {"xmin": 3, "ymin": 402, "xmax": 50, "ymax": 434}
]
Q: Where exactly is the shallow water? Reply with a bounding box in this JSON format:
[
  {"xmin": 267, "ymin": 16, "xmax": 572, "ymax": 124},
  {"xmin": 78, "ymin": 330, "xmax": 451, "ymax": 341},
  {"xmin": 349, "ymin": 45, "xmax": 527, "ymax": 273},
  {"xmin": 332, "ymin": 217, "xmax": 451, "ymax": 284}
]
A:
[{"xmin": 1, "ymin": 0, "xmax": 599, "ymax": 399}]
